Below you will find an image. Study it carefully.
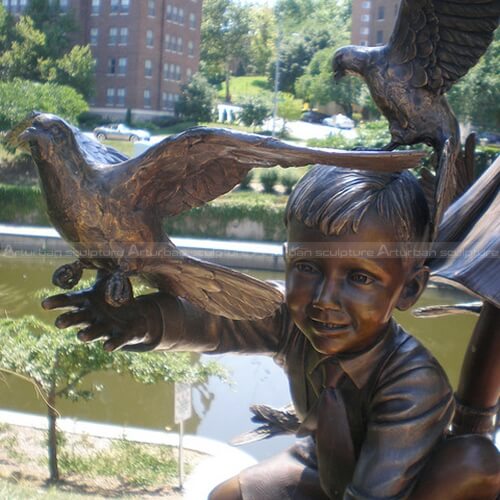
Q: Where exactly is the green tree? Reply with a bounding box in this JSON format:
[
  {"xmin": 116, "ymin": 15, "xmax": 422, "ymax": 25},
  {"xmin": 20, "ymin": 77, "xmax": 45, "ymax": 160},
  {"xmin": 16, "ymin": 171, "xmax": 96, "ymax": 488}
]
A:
[
  {"xmin": 0, "ymin": 5, "xmax": 15, "ymax": 53},
  {"xmin": 239, "ymin": 98, "xmax": 270, "ymax": 131},
  {"xmin": 268, "ymin": 0, "xmax": 351, "ymax": 94},
  {"xmin": 0, "ymin": 3, "xmax": 94, "ymax": 97},
  {"xmin": 201, "ymin": 0, "xmax": 251, "ymax": 102},
  {"xmin": 24, "ymin": 0, "xmax": 79, "ymax": 59},
  {"xmin": 0, "ymin": 79, "xmax": 88, "ymax": 129},
  {"xmin": 0, "ymin": 315, "xmax": 224, "ymax": 482},
  {"xmin": 175, "ymin": 73, "xmax": 217, "ymax": 123},
  {"xmin": 0, "ymin": 15, "xmax": 47, "ymax": 81},
  {"xmin": 247, "ymin": 6, "xmax": 276, "ymax": 75},
  {"xmin": 50, "ymin": 45, "xmax": 96, "ymax": 99},
  {"xmin": 295, "ymin": 46, "xmax": 365, "ymax": 117},
  {"xmin": 448, "ymin": 32, "xmax": 500, "ymax": 131}
]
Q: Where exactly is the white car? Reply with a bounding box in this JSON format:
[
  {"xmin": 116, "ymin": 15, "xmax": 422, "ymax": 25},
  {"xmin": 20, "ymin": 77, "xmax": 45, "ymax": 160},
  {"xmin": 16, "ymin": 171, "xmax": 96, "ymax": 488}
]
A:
[
  {"xmin": 322, "ymin": 114, "xmax": 355, "ymax": 129},
  {"xmin": 93, "ymin": 123, "xmax": 151, "ymax": 142}
]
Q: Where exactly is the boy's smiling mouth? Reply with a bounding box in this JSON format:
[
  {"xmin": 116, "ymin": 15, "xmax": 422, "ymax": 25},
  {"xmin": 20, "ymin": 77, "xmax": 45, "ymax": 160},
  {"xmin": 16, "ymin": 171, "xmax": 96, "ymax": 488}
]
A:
[{"xmin": 310, "ymin": 319, "xmax": 350, "ymax": 334}]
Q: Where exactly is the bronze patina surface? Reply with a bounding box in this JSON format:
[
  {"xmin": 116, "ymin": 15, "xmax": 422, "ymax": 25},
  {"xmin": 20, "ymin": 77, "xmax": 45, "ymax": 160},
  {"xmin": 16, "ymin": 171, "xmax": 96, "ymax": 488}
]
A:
[{"xmin": 15, "ymin": 113, "xmax": 423, "ymax": 320}]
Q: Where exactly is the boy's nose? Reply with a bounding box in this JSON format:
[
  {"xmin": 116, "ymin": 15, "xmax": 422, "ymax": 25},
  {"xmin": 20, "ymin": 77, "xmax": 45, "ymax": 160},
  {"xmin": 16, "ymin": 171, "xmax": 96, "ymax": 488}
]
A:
[{"xmin": 313, "ymin": 280, "xmax": 342, "ymax": 310}]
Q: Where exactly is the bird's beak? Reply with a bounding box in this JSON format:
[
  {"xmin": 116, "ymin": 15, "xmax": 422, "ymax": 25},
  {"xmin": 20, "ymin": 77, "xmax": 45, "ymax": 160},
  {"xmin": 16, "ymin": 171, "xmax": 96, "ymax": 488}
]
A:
[{"xmin": 18, "ymin": 126, "xmax": 37, "ymax": 144}]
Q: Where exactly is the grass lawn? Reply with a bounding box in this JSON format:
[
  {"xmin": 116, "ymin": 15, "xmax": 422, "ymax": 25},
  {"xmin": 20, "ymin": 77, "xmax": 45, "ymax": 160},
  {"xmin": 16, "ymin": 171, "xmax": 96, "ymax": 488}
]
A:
[{"xmin": 218, "ymin": 76, "xmax": 273, "ymax": 104}]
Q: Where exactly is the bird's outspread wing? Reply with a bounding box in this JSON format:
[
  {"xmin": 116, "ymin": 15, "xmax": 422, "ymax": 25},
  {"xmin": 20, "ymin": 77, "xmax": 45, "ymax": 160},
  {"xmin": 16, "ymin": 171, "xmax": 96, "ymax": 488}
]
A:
[
  {"xmin": 143, "ymin": 255, "xmax": 283, "ymax": 320},
  {"xmin": 107, "ymin": 127, "xmax": 425, "ymax": 217},
  {"xmin": 387, "ymin": 0, "xmax": 500, "ymax": 94}
]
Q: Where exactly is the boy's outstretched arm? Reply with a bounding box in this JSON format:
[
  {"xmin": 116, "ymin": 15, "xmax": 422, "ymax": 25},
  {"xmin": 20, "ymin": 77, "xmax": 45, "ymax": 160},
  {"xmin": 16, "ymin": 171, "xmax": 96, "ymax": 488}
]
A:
[{"xmin": 42, "ymin": 277, "xmax": 285, "ymax": 355}]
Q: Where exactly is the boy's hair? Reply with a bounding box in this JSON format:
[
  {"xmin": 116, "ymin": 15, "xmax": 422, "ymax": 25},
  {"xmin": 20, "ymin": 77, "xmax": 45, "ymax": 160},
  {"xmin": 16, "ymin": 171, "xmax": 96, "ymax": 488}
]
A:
[{"xmin": 285, "ymin": 166, "xmax": 430, "ymax": 242}]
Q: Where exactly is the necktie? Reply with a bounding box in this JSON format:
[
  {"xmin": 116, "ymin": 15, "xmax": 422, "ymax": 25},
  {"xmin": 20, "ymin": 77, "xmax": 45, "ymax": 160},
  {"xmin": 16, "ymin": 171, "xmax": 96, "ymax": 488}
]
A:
[{"xmin": 315, "ymin": 361, "xmax": 356, "ymax": 499}]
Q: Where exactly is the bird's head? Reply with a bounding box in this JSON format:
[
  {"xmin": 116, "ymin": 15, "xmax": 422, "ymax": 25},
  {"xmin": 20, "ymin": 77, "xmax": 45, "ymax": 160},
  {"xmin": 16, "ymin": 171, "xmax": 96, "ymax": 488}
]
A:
[
  {"xmin": 333, "ymin": 45, "xmax": 370, "ymax": 82},
  {"xmin": 18, "ymin": 113, "xmax": 78, "ymax": 160}
]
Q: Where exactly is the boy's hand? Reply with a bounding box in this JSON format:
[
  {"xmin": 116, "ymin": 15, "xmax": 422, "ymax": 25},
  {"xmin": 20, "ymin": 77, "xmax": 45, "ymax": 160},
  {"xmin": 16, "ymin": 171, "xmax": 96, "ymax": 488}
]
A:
[{"xmin": 42, "ymin": 278, "xmax": 162, "ymax": 352}]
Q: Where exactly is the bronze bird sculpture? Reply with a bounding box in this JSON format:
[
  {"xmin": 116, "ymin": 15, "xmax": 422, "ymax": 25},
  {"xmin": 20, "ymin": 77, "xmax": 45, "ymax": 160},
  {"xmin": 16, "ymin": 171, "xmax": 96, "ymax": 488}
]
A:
[
  {"xmin": 15, "ymin": 113, "xmax": 424, "ymax": 320},
  {"xmin": 333, "ymin": 0, "xmax": 499, "ymax": 154}
]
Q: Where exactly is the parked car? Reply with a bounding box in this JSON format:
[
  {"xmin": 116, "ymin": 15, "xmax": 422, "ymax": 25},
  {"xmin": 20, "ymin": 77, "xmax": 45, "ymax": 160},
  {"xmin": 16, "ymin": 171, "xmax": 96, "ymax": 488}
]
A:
[
  {"xmin": 300, "ymin": 110, "xmax": 330, "ymax": 124},
  {"xmin": 476, "ymin": 131, "xmax": 500, "ymax": 146},
  {"xmin": 93, "ymin": 124, "xmax": 151, "ymax": 142},
  {"xmin": 322, "ymin": 113, "xmax": 355, "ymax": 129}
]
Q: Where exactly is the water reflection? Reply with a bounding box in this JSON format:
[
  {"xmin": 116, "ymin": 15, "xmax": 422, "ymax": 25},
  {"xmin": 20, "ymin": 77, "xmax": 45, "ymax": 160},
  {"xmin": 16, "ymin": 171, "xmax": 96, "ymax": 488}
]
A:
[{"xmin": 0, "ymin": 256, "xmax": 477, "ymax": 459}]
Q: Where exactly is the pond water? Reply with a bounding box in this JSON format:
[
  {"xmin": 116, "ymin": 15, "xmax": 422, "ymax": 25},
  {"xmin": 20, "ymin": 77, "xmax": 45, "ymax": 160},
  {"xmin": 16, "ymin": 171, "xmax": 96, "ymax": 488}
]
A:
[{"xmin": 0, "ymin": 255, "xmax": 477, "ymax": 460}]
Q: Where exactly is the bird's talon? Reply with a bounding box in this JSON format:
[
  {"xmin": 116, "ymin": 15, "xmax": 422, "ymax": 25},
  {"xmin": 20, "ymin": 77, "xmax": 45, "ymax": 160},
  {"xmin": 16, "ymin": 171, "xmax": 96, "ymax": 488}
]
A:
[
  {"xmin": 52, "ymin": 262, "xmax": 83, "ymax": 289},
  {"xmin": 104, "ymin": 274, "xmax": 133, "ymax": 307}
]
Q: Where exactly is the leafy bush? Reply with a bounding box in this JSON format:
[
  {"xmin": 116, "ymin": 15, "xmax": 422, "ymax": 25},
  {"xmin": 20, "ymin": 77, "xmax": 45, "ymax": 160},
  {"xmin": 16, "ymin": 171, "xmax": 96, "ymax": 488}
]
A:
[
  {"xmin": 0, "ymin": 79, "xmax": 88, "ymax": 129},
  {"xmin": 260, "ymin": 169, "xmax": 279, "ymax": 193},
  {"xmin": 307, "ymin": 119, "xmax": 391, "ymax": 149},
  {"xmin": 281, "ymin": 170, "xmax": 301, "ymax": 194},
  {"xmin": 175, "ymin": 74, "xmax": 217, "ymax": 123},
  {"xmin": 77, "ymin": 111, "xmax": 103, "ymax": 130},
  {"xmin": 238, "ymin": 170, "xmax": 254, "ymax": 190},
  {"xmin": 239, "ymin": 99, "xmax": 270, "ymax": 131}
]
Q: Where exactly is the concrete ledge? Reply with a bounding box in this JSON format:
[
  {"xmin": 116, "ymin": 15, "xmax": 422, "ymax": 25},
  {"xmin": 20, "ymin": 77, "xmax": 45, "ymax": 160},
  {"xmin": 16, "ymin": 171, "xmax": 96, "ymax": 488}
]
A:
[
  {"xmin": 0, "ymin": 224, "xmax": 285, "ymax": 272},
  {"xmin": 0, "ymin": 409, "xmax": 257, "ymax": 499}
]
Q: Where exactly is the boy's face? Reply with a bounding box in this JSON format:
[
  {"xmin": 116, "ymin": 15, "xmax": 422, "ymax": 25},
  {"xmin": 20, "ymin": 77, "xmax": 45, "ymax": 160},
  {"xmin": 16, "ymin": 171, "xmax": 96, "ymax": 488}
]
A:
[{"xmin": 285, "ymin": 211, "xmax": 426, "ymax": 356}]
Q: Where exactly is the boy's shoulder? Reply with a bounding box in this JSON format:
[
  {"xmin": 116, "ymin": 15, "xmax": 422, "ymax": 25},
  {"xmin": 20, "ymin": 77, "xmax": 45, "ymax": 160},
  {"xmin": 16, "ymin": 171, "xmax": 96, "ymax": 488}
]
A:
[{"xmin": 372, "ymin": 322, "xmax": 452, "ymax": 395}]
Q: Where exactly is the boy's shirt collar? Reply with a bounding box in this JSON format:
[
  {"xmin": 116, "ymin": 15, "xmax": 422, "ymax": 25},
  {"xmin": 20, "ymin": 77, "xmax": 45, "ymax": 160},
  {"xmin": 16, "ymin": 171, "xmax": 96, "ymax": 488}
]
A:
[{"xmin": 308, "ymin": 320, "xmax": 398, "ymax": 390}]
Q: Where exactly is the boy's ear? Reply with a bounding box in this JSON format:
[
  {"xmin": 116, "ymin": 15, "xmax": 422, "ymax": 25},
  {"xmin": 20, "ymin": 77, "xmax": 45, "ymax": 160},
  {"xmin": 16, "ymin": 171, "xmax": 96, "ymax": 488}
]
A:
[{"xmin": 396, "ymin": 266, "xmax": 430, "ymax": 311}]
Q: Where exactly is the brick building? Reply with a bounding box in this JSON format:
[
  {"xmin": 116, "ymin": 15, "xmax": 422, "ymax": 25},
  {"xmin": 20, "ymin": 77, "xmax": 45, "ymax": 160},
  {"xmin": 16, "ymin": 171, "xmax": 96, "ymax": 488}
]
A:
[
  {"xmin": 351, "ymin": 0, "xmax": 400, "ymax": 46},
  {"xmin": 2, "ymin": 0, "xmax": 203, "ymax": 120}
]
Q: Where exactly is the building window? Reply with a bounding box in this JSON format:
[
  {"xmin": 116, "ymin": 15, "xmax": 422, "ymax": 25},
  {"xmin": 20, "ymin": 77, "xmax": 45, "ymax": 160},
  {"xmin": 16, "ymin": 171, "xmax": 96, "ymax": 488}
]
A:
[
  {"xmin": 360, "ymin": 27, "xmax": 369, "ymax": 35},
  {"xmin": 120, "ymin": 0, "xmax": 129, "ymax": 14},
  {"xmin": 119, "ymin": 27, "xmax": 128, "ymax": 44},
  {"xmin": 362, "ymin": 1, "xmax": 371, "ymax": 7},
  {"xmin": 144, "ymin": 59, "xmax": 153, "ymax": 77},
  {"xmin": 144, "ymin": 89, "xmax": 151, "ymax": 108},
  {"xmin": 361, "ymin": 14, "xmax": 370, "ymax": 22},
  {"xmin": 189, "ymin": 12, "xmax": 196, "ymax": 29},
  {"xmin": 377, "ymin": 6, "xmax": 384, "ymax": 20},
  {"xmin": 107, "ymin": 58, "xmax": 116, "ymax": 74},
  {"xmin": 163, "ymin": 63, "xmax": 169, "ymax": 79},
  {"xmin": 166, "ymin": 4, "xmax": 172, "ymax": 20},
  {"xmin": 187, "ymin": 40, "xmax": 194, "ymax": 56},
  {"xmin": 117, "ymin": 88, "xmax": 126, "ymax": 106},
  {"xmin": 148, "ymin": 0, "xmax": 155, "ymax": 16},
  {"xmin": 175, "ymin": 64, "xmax": 181, "ymax": 81},
  {"xmin": 20, "ymin": 0, "xmax": 28, "ymax": 11},
  {"xmin": 177, "ymin": 36, "xmax": 183, "ymax": 53},
  {"xmin": 146, "ymin": 30, "xmax": 154, "ymax": 47},
  {"xmin": 59, "ymin": 0, "xmax": 68, "ymax": 13},
  {"xmin": 91, "ymin": 0, "xmax": 100, "ymax": 15},
  {"xmin": 106, "ymin": 88, "xmax": 115, "ymax": 106},
  {"xmin": 376, "ymin": 30, "xmax": 384, "ymax": 44},
  {"xmin": 360, "ymin": 40, "xmax": 368, "ymax": 46},
  {"xmin": 117, "ymin": 57, "xmax": 127, "ymax": 75},
  {"xmin": 90, "ymin": 28, "xmax": 99, "ymax": 45},
  {"xmin": 2, "ymin": 0, "xmax": 9, "ymax": 7},
  {"xmin": 108, "ymin": 27, "xmax": 117, "ymax": 45},
  {"xmin": 186, "ymin": 67, "xmax": 192, "ymax": 79},
  {"xmin": 111, "ymin": 0, "xmax": 119, "ymax": 14},
  {"xmin": 162, "ymin": 92, "xmax": 177, "ymax": 111},
  {"xmin": 178, "ymin": 7, "xmax": 184, "ymax": 24}
]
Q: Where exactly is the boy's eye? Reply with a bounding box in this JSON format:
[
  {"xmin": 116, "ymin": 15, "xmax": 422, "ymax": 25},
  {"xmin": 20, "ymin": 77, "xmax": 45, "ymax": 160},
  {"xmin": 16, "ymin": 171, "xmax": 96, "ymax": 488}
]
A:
[
  {"xmin": 350, "ymin": 272, "xmax": 374, "ymax": 285},
  {"xmin": 295, "ymin": 262, "xmax": 318, "ymax": 274}
]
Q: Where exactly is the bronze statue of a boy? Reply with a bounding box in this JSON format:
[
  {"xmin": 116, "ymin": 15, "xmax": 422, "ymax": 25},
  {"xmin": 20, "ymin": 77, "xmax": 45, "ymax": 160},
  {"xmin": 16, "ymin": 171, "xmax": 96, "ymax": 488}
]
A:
[{"xmin": 43, "ymin": 166, "xmax": 499, "ymax": 499}]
